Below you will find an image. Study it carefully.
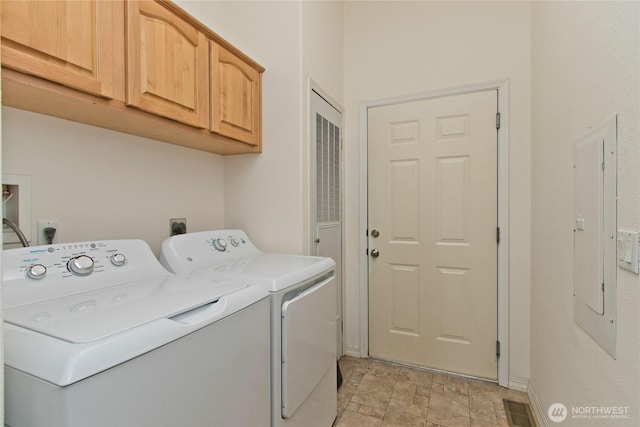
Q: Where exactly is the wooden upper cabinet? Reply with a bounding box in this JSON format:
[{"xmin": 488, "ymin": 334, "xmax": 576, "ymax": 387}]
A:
[
  {"xmin": 0, "ymin": 0, "xmax": 120, "ymax": 99},
  {"xmin": 210, "ymin": 44, "xmax": 262, "ymax": 147},
  {"xmin": 1, "ymin": 0, "xmax": 264, "ymax": 154},
  {"xmin": 126, "ymin": 0, "xmax": 209, "ymax": 129}
]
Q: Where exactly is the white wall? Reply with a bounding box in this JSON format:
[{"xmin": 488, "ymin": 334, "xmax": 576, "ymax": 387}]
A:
[
  {"xmin": 342, "ymin": 1, "xmax": 532, "ymax": 386},
  {"xmin": 1, "ymin": 108, "xmax": 224, "ymax": 255},
  {"xmin": 530, "ymin": 2, "xmax": 639, "ymax": 425}
]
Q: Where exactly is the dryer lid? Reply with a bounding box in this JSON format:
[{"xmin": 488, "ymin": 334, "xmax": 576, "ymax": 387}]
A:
[
  {"xmin": 4, "ymin": 275, "xmax": 246, "ymax": 343},
  {"xmin": 195, "ymin": 253, "xmax": 335, "ymax": 292}
]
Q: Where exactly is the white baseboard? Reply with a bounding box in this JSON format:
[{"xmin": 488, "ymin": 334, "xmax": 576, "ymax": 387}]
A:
[
  {"xmin": 527, "ymin": 380, "xmax": 549, "ymax": 427},
  {"xmin": 509, "ymin": 376, "xmax": 529, "ymax": 392},
  {"xmin": 344, "ymin": 345, "xmax": 362, "ymax": 358}
]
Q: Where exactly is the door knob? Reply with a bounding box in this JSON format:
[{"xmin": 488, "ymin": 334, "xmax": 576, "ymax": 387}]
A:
[
  {"xmin": 370, "ymin": 248, "xmax": 380, "ymax": 258},
  {"xmin": 371, "ymin": 229, "xmax": 380, "ymax": 238},
  {"xmin": 314, "ymin": 238, "xmax": 320, "ymax": 244}
]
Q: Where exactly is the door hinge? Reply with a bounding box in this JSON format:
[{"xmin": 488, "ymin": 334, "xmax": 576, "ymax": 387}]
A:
[
  {"xmin": 496, "ymin": 112, "xmax": 501, "ymax": 130},
  {"xmin": 497, "ymin": 227, "xmax": 501, "ymax": 244},
  {"xmin": 496, "ymin": 340, "xmax": 501, "ymax": 358}
]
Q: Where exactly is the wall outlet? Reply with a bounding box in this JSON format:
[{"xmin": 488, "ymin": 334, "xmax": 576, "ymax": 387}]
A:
[
  {"xmin": 37, "ymin": 220, "xmax": 58, "ymax": 245},
  {"xmin": 170, "ymin": 218, "xmax": 187, "ymax": 236}
]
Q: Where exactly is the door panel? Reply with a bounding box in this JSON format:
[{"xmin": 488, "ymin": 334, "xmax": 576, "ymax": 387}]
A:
[
  {"xmin": 281, "ymin": 278, "xmax": 336, "ymax": 419},
  {"xmin": 0, "ymin": 0, "xmax": 118, "ymax": 98},
  {"xmin": 126, "ymin": 0, "xmax": 208, "ymax": 128},
  {"xmin": 210, "ymin": 44, "xmax": 261, "ymax": 146},
  {"xmin": 368, "ymin": 90, "xmax": 498, "ymax": 379}
]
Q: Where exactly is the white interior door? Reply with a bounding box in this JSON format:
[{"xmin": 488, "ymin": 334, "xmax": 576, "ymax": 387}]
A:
[
  {"xmin": 311, "ymin": 90, "xmax": 343, "ymax": 357},
  {"xmin": 368, "ymin": 90, "xmax": 498, "ymax": 380}
]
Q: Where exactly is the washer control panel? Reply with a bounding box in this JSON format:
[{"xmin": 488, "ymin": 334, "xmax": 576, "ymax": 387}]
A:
[
  {"xmin": 13, "ymin": 243, "xmax": 126, "ymax": 280},
  {"xmin": 3, "ymin": 240, "xmax": 166, "ymax": 308}
]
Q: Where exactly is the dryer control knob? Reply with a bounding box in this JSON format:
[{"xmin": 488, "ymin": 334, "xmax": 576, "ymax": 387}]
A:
[
  {"xmin": 68, "ymin": 255, "xmax": 95, "ymax": 276},
  {"xmin": 230, "ymin": 237, "xmax": 240, "ymax": 247},
  {"xmin": 213, "ymin": 238, "xmax": 228, "ymax": 252},
  {"xmin": 110, "ymin": 253, "xmax": 126, "ymax": 266},
  {"xmin": 26, "ymin": 264, "xmax": 47, "ymax": 280}
]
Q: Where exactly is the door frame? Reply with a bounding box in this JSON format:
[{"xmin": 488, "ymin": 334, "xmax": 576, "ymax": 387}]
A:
[{"xmin": 359, "ymin": 79, "xmax": 510, "ymax": 386}]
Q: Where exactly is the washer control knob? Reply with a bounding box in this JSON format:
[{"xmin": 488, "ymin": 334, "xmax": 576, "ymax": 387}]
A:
[
  {"xmin": 230, "ymin": 237, "xmax": 240, "ymax": 247},
  {"xmin": 26, "ymin": 264, "xmax": 47, "ymax": 280},
  {"xmin": 213, "ymin": 238, "xmax": 228, "ymax": 252},
  {"xmin": 110, "ymin": 253, "xmax": 126, "ymax": 266},
  {"xmin": 68, "ymin": 255, "xmax": 95, "ymax": 276}
]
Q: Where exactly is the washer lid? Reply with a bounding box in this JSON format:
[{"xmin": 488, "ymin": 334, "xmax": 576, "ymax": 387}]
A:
[
  {"xmin": 3, "ymin": 275, "xmax": 246, "ymax": 343},
  {"xmin": 195, "ymin": 253, "xmax": 335, "ymax": 292}
]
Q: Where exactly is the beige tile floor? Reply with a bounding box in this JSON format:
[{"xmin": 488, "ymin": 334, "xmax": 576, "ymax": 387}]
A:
[{"xmin": 335, "ymin": 356, "xmax": 533, "ymax": 427}]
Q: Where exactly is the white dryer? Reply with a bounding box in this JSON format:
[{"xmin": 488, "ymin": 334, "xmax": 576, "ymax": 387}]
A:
[
  {"xmin": 160, "ymin": 230, "xmax": 337, "ymax": 427},
  {"xmin": 3, "ymin": 239, "xmax": 270, "ymax": 427}
]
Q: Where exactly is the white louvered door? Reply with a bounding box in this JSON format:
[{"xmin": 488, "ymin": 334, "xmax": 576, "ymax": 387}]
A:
[{"xmin": 311, "ymin": 90, "xmax": 343, "ymax": 357}]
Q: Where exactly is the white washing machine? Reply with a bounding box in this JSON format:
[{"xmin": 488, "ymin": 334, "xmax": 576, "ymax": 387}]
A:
[
  {"xmin": 3, "ymin": 239, "xmax": 270, "ymax": 427},
  {"xmin": 160, "ymin": 230, "xmax": 337, "ymax": 427}
]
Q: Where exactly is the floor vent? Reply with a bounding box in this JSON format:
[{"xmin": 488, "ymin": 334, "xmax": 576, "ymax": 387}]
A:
[{"xmin": 503, "ymin": 399, "xmax": 537, "ymax": 427}]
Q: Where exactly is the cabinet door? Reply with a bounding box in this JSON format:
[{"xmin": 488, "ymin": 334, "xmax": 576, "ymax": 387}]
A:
[
  {"xmin": 126, "ymin": 0, "xmax": 208, "ymax": 129},
  {"xmin": 0, "ymin": 0, "xmax": 117, "ymax": 99},
  {"xmin": 210, "ymin": 43, "xmax": 262, "ymax": 147}
]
